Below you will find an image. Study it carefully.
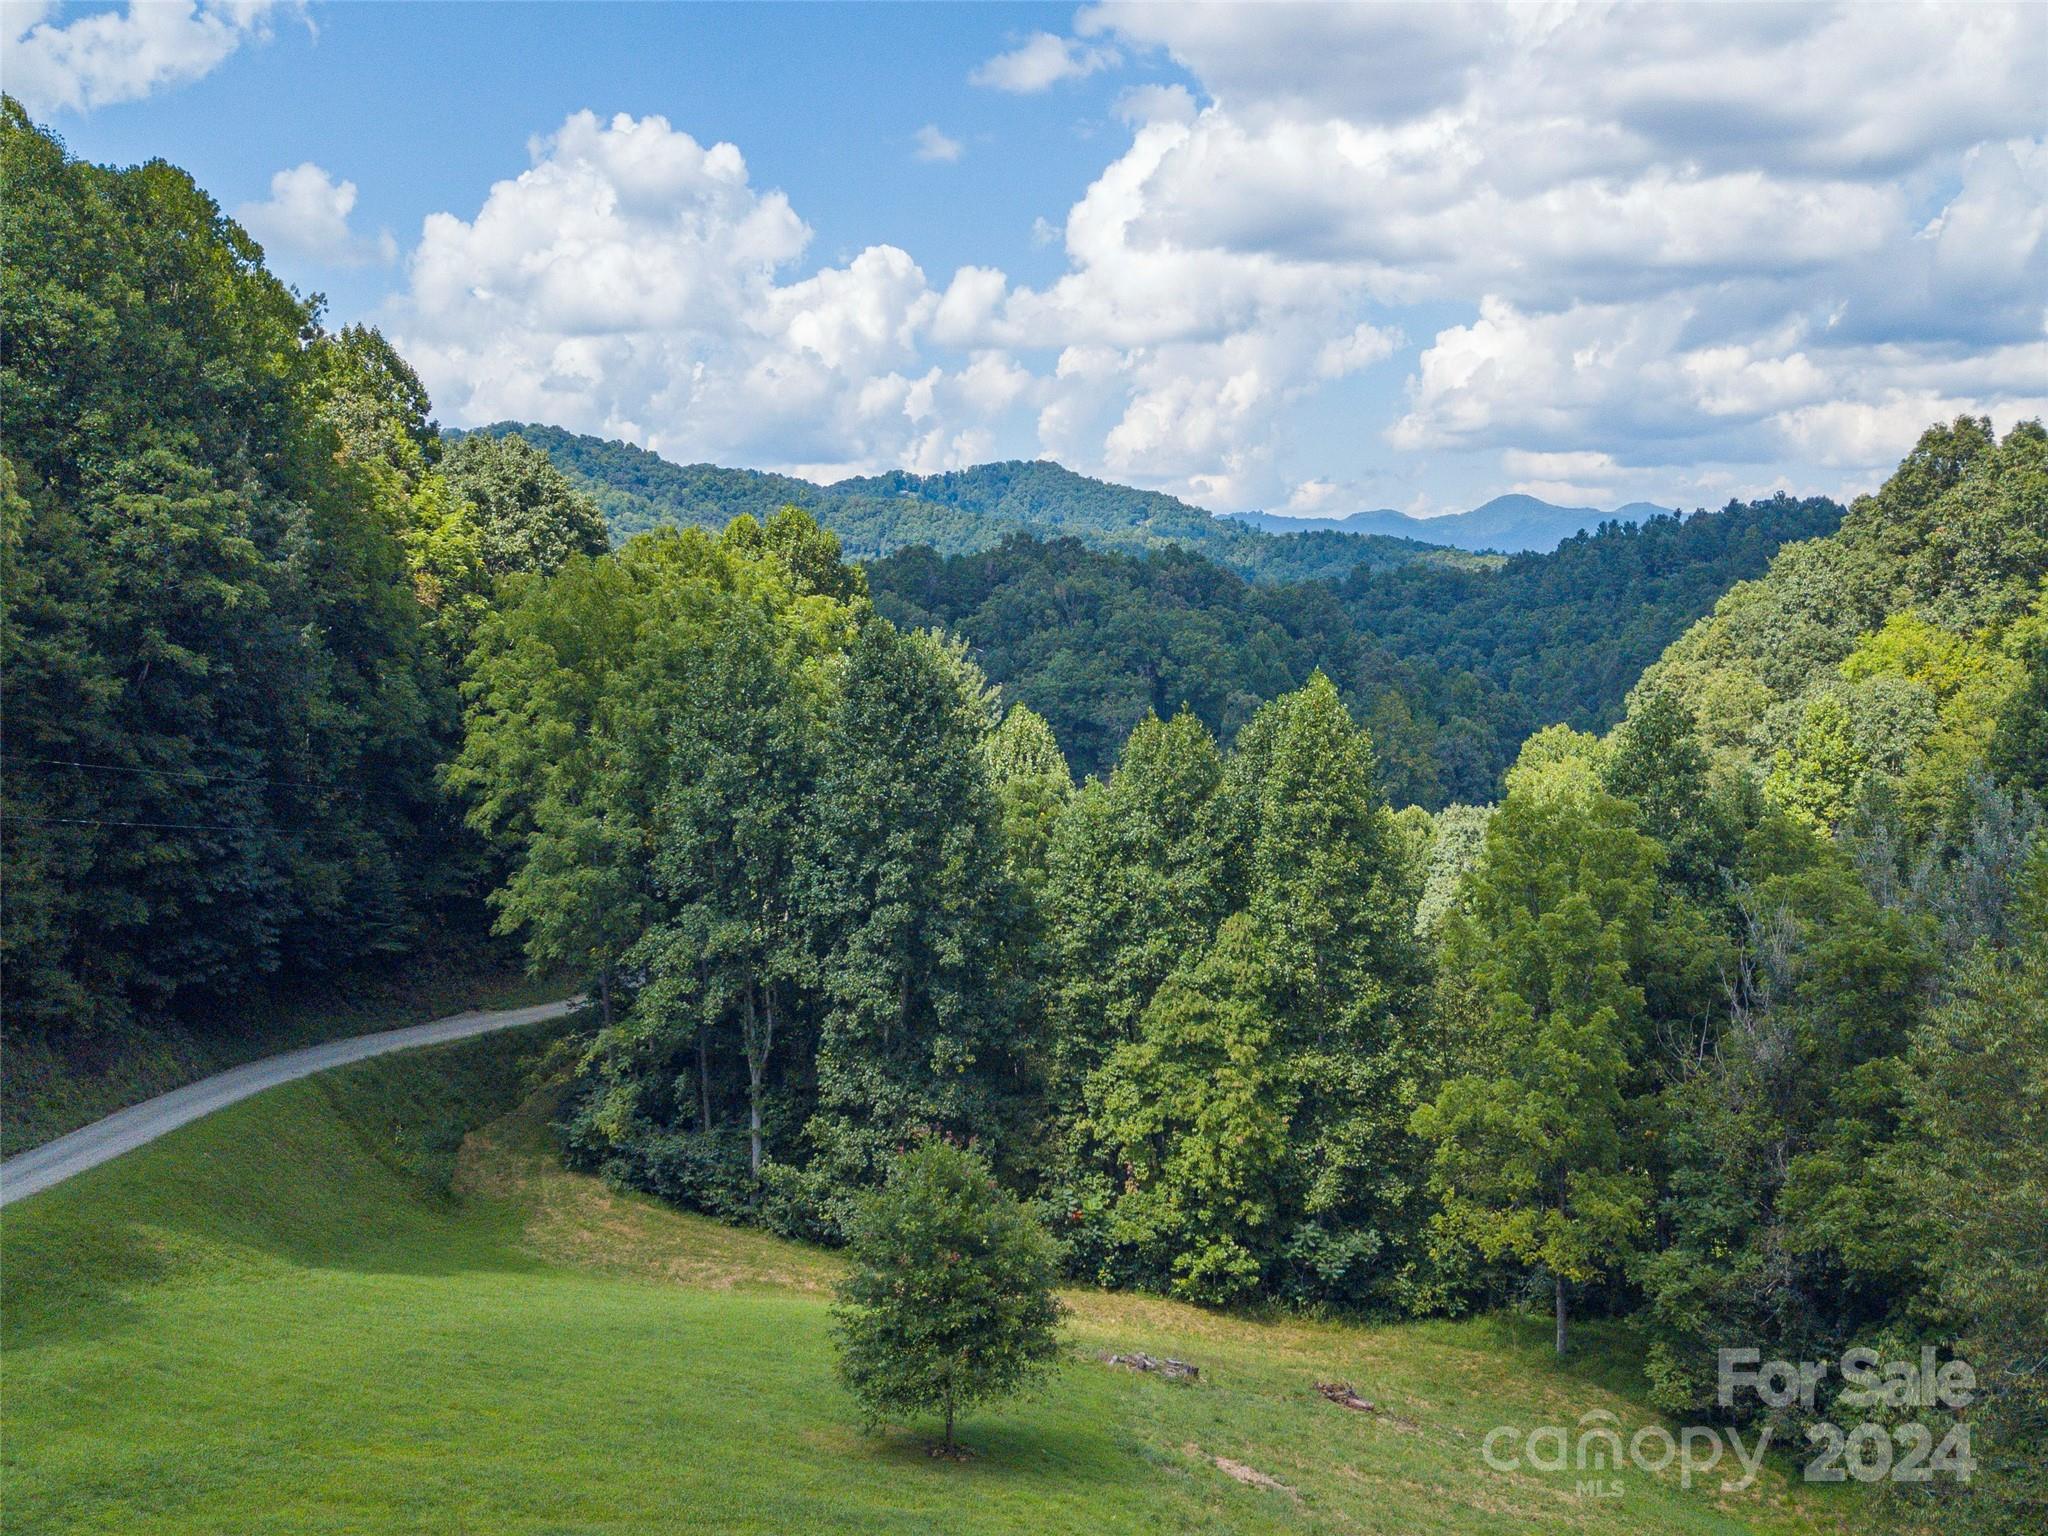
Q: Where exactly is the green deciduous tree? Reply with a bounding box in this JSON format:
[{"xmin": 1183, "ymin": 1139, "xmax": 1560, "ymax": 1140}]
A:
[
  {"xmin": 1042, "ymin": 710, "xmax": 1235, "ymax": 1104},
  {"xmin": 441, "ymin": 430, "xmax": 610, "ymax": 580},
  {"xmin": 832, "ymin": 1140, "xmax": 1064, "ymax": 1453},
  {"xmin": 1413, "ymin": 788, "xmax": 1660, "ymax": 1353},
  {"xmin": 1766, "ymin": 691, "xmax": 1866, "ymax": 831},
  {"xmin": 799, "ymin": 621, "xmax": 1024, "ymax": 1201},
  {"xmin": 1091, "ymin": 915, "xmax": 1294, "ymax": 1303},
  {"xmin": 1415, "ymin": 803, "xmax": 1493, "ymax": 937},
  {"xmin": 641, "ymin": 603, "xmax": 827, "ymax": 1175},
  {"xmin": 983, "ymin": 702, "xmax": 1072, "ymax": 893}
]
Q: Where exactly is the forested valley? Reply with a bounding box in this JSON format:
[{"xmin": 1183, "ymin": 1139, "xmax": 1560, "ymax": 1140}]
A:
[
  {"xmin": 867, "ymin": 492, "xmax": 1842, "ymax": 797},
  {"xmin": 5, "ymin": 103, "xmax": 2046, "ymax": 1529}
]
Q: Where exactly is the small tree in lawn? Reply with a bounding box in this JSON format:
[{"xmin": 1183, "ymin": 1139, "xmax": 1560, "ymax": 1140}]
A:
[{"xmin": 832, "ymin": 1140, "xmax": 1064, "ymax": 1455}]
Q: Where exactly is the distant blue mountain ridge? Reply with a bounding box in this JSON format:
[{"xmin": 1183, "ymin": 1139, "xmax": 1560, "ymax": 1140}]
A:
[{"xmin": 1226, "ymin": 493, "xmax": 1684, "ymax": 553}]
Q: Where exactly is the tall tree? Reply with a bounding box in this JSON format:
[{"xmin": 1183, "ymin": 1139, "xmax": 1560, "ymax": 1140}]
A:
[
  {"xmin": 1227, "ymin": 673, "xmax": 1429, "ymax": 1305},
  {"xmin": 983, "ymin": 702, "xmax": 1073, "ymax": 895},
  {"xmin": 642, "ymin": 603, "xmax": 825, "ymax": 1175},
  {"xmin": 1413, "ymin": 787, "xmax": 1661, "ymax": 1353},
  {"xmin": 1041, "ymin": 710, "xmax": 1235, "ymax": 1105},
  {"xmin": 1092, "ymin": 915, "xmax": 1295, "ymax": 1302},
  {"xmin": 798, "ymin": 620, "xmax": 1022, "ymax": 1203}
]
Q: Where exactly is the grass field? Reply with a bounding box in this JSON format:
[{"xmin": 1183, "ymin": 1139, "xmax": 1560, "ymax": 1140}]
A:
[{"xmin": 1, "ymin": 1025, "xmax": 1875, "ymax": 1535}]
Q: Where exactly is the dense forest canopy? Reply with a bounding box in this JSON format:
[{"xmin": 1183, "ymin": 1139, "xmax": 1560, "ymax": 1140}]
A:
[
  {"xmin": 0, "ymin": 103, "xmax": 608, "ymax": 1035},
  {"xmin": 458, "ymin": 421, "xmax": 1482, "ymax": 585},
  {"xmin": 6, "ymin": 106, "xmax": 2046, "ymax": 1530},
  {"xmin": 868, "ymin": 492, "xmax": 1844, "ymax": 799}
]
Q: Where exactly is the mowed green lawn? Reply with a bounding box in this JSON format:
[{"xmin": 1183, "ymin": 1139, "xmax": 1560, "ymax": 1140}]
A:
[{"xmin": 2, "ymin": 1028, "xmax": 1867, "ymax": 1536}]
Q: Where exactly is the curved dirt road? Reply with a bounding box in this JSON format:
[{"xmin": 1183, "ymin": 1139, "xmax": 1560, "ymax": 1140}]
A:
[{"xmin": 0, "ymin": 996, "xmax": 584, "ymax": 1208}]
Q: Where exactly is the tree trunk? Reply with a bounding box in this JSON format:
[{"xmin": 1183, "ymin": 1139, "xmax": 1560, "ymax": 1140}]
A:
[
  {"xmin": 597, "ymin": 966, "xmax": 614, "ymax": 1028},
  {"xmin": 744, "ymin": 986, "xmax": 764, "ymax": 1177},
  {"xmin": 697, "ymin": 1024, "xmax": 712, "ymax": 1132},
  {"xmin": 1554, "ymin": 1274, "xmax": 1568, "ymax": 1357},
  {"xmin": 944, "ymin": 1395, "xmax": 955, "ymax": 1454}
]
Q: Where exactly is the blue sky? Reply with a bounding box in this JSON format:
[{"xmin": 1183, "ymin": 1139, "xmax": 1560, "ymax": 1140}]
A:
[{"xmin": 8, "ymin": 2, "xmax": 2045, "ymax": 517}]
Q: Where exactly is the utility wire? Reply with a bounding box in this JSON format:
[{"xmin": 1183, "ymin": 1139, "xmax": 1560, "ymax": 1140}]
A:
[
  {"xmin": 0, "ymin": 755, "xmax": 333, "ymax": 791},
  {"xmin": 2, "ymin": 814, "xmax": 254, "ymax": 834}
]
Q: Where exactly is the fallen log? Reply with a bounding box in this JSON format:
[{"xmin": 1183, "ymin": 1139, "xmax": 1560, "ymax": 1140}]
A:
[
  {"xmin": 1104, "ymin": 1351, "xmax": 1201, "ymax": 1381},
  {"xmin": 1315, "ymin": 1381, "xmax": 1376, "ymax": 1412}
]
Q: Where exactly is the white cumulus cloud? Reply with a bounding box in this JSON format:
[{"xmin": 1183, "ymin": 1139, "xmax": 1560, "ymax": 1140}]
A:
[
  {"xmin": 970, "ymin": 30, "xmax": 1119, "ymax": 93},
  {"xmin": 389, "ymin": 110, "xmax": 1040, "ymax": 481},
  {"xmin": 237, "ymin": 162, "xmax": 396, "ymax": 268},
  {"xmin": 3, "ymin": 0, "xmax": 290, "ymax": 114}
]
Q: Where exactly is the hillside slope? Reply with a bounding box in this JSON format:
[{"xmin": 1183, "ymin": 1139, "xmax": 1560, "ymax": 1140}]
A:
[
  {"xmin": 870, "ymin": 493, "xmax": 1844, "ymax": 796},
  {"xmin": 1, "ymin": 1030, "xmax": 1857, "ymax": 1536},
  {"xmin": 467, "ymin": 423, "xmax": 1475, "ymax": 585},
  {"xmin": 1632, "ymin": 417, "xmax": 2045, "ymax": 820}
]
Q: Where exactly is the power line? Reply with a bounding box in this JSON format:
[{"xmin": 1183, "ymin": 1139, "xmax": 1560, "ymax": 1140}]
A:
[
  {"xmin": 0, "ymin": 756, "xmax": 353, "ymax": 792},
  {"xmin": 2, "ymin": 814, "xmax": 254, "ymax": 834}
]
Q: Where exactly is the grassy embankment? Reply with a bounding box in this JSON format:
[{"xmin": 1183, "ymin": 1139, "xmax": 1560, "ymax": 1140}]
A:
[
  {"xmin": 1, "ymin": 949, "xmax": 571, "ymax": 1157},
  {"xmin": 2, "ymin": 1022, "xmax": 1871, "ymax": 1535}
]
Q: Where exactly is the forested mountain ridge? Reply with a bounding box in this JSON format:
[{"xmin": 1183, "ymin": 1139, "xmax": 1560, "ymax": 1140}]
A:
[
  {"xmin": 1633, "ymin": 416, "xmax": 2047, "ymax": 824},
  {"xmin": 870, "ymin": 492, "xmax": 1845, "ymax": 800},
  {"xmin": 462, "ymin": 422, "xmax": 1480, "ymax": 585},
  {"xmin": 1230, "ymin": 493, "xmax": 1683, "ymax": 552},
  {"xmin": 8, "ymin": 105, "xmax": 2046, "ymax": 1529}
]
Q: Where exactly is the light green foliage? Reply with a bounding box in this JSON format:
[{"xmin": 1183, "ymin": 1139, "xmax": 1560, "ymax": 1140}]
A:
[
  {"xmin": 454, "ymin": 514, "xmax": 863, "ymax": 1016},
  {"xmin": 1642, "ymin": 416, "xmax": 2048, "ymax": 801},
  {"xmin": 1414, "ymin": 803, "xmax": 1494, "ymax": 936},
  {"xmin": 1091, "ymin": 917, "xmax": 1294, "ymax": 1303},
  {"xmin": 1837, "ymin": 610, "xmax": 2025, "ymax": 829},
  {"xmin": 1764, "ymin": 691, "xmax": 1866, "ymax": 830},
  {"xmin": 832, "ymin": 1141, "xmax": 1064, "ymax": 1451},
  {"xmin": 983, "ymin": 703, "xmax": 1073, "ymax": 893},
  {"xmin": 1988, "ymin": 593, "xmax": 2048, "ymax": 796},
  {"xmin": 440, "ymin": 430, "xmax": 611, "ymax": 578},
  {"xmin": 1413, "ymin": 787, "xmax": 1661, "ymax": 1350},
  {"xmin": 1502, "ymin": 723, "xmax": 1609, "ymax": 803}
]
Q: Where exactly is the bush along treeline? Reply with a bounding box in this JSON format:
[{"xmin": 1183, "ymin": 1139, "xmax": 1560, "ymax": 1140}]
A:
[
  {"xmin": 0, "ymin": 103, "xmax": 608, "ymax": 1038},
  {"xmin": 472, "ymin": 419, "xmax": 2046, "ymax": 1530},
  {"xmin": 867, "ymin": 490, "xmax": 1843, "ymax": 802}
]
